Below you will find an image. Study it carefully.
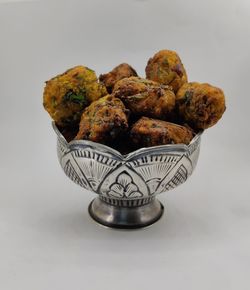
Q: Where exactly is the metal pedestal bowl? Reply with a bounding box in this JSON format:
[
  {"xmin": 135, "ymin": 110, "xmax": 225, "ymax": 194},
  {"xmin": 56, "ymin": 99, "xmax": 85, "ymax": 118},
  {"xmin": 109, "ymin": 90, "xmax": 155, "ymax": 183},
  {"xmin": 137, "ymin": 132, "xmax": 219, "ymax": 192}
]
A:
[{"xmin": 53, "ymin": 122, "xmax": 201, "ymax": 229}]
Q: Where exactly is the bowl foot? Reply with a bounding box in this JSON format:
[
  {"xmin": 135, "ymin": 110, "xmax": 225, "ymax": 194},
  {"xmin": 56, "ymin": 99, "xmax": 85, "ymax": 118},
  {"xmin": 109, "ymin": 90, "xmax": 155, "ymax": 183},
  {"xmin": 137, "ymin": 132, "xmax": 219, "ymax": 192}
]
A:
[{"xmin": 88, "ymin": 197, "xmax": 164, "ymax": 229}]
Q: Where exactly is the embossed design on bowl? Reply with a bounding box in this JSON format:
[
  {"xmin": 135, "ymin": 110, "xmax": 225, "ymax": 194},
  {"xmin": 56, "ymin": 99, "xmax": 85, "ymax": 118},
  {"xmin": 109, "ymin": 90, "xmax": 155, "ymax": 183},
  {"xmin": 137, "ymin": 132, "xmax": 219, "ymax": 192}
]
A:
[{"xmin": 53, "ymin": 122, "xmax": 201, "ymax": 228}]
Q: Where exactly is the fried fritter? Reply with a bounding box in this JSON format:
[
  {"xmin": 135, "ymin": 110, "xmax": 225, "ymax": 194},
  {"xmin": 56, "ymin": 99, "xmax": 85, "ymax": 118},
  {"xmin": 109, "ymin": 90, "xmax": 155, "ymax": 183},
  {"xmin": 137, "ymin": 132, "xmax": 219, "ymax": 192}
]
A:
[
  {"xmin": 112, "ymin": 77, "xmax": 175, "ymax": 120},
  {"xmin": 130, "ymin": 117, "xmax": 194, "ymax": 147},
  {"xmin": 75, "ymin": 95, "xmax": 129, "ymax": 144},
  {"xmin": 43, "ymin": 66, "xmax": 107, "ymax": 127},
  {"xmin": 99, "ymin": 63, "xmax": 138, "ymax": 93},
  {"xmin": 145, "ymin": 50, "xmax": 187, "ymax": 93},
  {"xmin": 176, "ymin": 82, "xmax": 226, "ymax": 129}
]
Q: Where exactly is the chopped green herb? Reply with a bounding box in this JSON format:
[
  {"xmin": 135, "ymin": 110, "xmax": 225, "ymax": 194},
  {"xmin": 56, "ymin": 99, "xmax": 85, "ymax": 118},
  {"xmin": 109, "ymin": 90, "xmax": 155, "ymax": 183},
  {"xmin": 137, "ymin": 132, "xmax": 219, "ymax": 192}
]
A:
[
  {"xmin": 183, "ymin": 90, "xmax": 193, "ymax": 105},
  {"xmin": 86, "ymin": 67, "xmax": 95, "ymax": 73},
  {"xmin": 63, "ymin": 89, "xmax": 88, "ymax": 106},
  {"xmin": 127, "ymin": 93, "xmax": 147, "ymax": 100},
  {"xmin": 51, "ymin": 96, "xmax": 57, "ymax": 107},
  {"xmin": 162, "ymin": 57, "xmax": 169, "ymax": 66}
]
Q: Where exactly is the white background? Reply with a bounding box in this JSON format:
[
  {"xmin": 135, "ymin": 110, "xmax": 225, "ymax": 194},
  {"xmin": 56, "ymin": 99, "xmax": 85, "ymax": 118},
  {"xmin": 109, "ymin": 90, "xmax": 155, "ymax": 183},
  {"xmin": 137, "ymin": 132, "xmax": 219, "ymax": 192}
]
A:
[{"xmin": 0, "ymin": 0, "xmax": 250, "ymax": 289}]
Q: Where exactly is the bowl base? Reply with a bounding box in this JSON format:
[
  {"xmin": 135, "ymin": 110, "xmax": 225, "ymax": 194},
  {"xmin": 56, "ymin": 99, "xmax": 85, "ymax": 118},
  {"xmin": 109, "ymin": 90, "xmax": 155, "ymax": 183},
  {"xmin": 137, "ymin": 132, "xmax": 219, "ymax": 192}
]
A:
[{"xmin": 88, "ymin": 197, "xmax": 164, "ymax": 229}]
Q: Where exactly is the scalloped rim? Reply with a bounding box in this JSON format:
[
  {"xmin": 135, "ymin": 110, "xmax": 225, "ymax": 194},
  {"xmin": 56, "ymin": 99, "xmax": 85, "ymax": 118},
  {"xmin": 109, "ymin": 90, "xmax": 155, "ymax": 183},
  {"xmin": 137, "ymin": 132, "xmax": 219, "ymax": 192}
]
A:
[{"xmin": 52, "ymin": 122, "xmax": 202, "ymax": 160}]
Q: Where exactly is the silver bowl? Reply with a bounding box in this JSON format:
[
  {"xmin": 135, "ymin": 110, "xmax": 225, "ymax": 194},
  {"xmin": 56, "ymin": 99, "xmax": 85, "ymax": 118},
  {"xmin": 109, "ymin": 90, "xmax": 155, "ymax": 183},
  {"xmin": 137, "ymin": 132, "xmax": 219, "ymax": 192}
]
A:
[{"xmin": 53, "ymin": 122, "xmax": 202, "ymax": 229}]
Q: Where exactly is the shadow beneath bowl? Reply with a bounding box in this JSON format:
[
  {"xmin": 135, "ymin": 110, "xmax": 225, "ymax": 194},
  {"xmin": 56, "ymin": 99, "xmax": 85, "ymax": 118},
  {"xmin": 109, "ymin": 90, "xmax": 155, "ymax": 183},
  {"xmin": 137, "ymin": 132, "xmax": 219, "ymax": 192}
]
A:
[{"xmin": 35, "ymin": 198, "xmax": 218, "ymax": 254}]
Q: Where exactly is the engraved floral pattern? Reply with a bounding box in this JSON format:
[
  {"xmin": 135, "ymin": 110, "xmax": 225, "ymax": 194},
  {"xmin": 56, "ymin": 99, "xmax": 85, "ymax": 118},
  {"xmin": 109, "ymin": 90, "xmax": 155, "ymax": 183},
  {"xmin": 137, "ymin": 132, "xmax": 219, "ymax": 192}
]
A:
[{"xmin": 107, "ymin": 171, "xmax": 143, "ymax": 198}]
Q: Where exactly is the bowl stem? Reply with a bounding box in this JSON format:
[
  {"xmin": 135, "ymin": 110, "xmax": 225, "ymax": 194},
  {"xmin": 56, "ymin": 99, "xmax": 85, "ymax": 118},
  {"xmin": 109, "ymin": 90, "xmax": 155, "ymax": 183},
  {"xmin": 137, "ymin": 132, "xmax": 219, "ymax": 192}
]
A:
[{"xmin": 88, "ymin": 197, "xmax": 164, "ymax": 229}]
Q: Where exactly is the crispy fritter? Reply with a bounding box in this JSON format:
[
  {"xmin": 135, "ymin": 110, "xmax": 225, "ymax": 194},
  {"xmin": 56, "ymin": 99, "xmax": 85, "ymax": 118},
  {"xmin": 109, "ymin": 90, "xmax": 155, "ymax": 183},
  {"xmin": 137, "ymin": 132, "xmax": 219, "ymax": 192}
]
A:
[
  {"xmin": 112, "ymin": 77, "xmax": 175, "ymax": 120},
  {"xmin": 130, "ymin": 117, "xmax": 194, "ymax": 147},
  {"xmin": 99, "ymin": 63, "xmax": 138, "ymax": 93},
  {"xmin": 43, "ymin": 66, "xmax": 107, "ymax": 126},
  {"xmin": 176, "ymin": 82, "xmax": 226, "ymax": 129},
  {"xmin": 145, "ymin": 50, "xmax": 187, "ymax": 93},
  {"xmin": 75, "ymin": 95, "xmax": 129, "ymax": 144}
]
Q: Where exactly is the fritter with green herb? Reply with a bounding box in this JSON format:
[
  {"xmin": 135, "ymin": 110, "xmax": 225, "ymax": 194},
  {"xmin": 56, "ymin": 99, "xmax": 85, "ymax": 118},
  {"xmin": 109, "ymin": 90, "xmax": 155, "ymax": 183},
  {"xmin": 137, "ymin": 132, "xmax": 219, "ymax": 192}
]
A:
[
  {"xmin": 99, "ymin": 63, "xmax": 138, "ymax": 93},
  {"xmin": 130, "ymin": 117, "xmax": 194, "ymax": 148},
  {"xmin": 43, "ymin": 66, "xmax": 107, "ymax": 127},
  {"xmin": 176, "ymin": 82, "xmax": 226, "ymax": 129},
  {"xmin": 112, "ymin": 77, "xmax": 175, "ymax": 120},
  {"xmin": 75, "ymin": 95, "xmax": 129, "ymax": 144},
  {"xmin": 146, "ymin": 50, "xmax": 187, "ymax": 93}
]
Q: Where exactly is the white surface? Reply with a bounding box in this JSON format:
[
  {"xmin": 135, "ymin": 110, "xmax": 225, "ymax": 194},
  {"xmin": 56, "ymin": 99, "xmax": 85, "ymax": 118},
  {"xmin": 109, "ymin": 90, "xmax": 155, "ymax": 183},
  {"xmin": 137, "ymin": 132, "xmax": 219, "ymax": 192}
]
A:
[{"xmin": 0, "ymin": 0, "xmax": 250, "ymax": 289}]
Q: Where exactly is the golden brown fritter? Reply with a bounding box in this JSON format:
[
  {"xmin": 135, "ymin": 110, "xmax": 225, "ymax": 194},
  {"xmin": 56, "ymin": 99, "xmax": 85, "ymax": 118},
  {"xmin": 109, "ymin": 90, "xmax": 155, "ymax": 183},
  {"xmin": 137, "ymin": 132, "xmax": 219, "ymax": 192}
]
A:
[
  {"xmin": 99, "ymin": 63, "xmax": 138, "ymax": 93},
  {"xmin": 43, "ymin": 66, "xmax": 107, "ymax": 127},
  {"xmin": 130, "ymin": 117, "xmax": 194, "ymax": 147},
  {"xmin": 145, "ymin": 50, "xmax": 187, "ymax": 93},
  {"xmin": 176, "ymin": 82, "xmax": 226, "ymax": 129},
  {"xmin": 75, "ymin": 95, "xmax": 129, "ymax": 144},
  {"xmin": 112, "ymin": 77, "xmax": 175, "ymax": 120}
]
